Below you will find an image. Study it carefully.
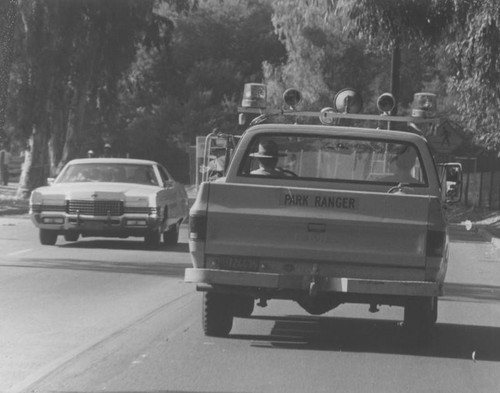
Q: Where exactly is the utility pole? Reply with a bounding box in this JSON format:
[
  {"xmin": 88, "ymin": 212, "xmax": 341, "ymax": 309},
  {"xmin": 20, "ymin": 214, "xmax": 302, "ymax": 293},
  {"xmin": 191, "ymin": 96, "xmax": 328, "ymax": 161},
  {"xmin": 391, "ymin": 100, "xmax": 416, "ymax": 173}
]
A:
[{"xmin": 390, "ymin": 37, "xmax": 401, "ymax": 117}]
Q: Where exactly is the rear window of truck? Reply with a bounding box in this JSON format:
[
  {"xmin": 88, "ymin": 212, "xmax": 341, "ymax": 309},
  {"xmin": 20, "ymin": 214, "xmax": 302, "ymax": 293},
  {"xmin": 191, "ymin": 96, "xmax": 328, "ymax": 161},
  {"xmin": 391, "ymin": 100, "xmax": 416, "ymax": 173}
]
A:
[{"xmin": 237, "ymin": 133, "xmax": 428, "ymax": 187}]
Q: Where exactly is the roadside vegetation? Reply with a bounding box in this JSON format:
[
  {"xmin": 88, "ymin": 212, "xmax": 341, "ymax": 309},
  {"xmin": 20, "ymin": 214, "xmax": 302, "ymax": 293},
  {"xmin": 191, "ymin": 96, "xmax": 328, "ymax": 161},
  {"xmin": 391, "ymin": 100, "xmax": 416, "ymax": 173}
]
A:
[{"xmin": 0, "ymin": 0, "xmax": 499, "ymax": 197}]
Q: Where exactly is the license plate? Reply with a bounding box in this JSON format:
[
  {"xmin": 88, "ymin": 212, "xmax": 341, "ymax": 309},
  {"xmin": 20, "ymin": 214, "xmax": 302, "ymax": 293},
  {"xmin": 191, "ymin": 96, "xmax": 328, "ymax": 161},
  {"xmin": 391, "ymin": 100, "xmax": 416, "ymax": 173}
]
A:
[
  {"xmin": 214, "ymin": 256, "xmax": 260, "ymax": 272},
  {"xmin": 83, "ymin": 221, "xmax": 105, "ymax": 230}
]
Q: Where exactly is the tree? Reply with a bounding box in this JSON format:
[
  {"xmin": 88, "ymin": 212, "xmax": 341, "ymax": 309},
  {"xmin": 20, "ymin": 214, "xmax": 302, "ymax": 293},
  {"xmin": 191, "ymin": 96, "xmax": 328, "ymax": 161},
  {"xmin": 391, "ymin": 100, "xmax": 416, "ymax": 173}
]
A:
[
  {"xmin": 326, "ymin": 0, "xmax": 453, "ymax": 113},
  {"xmin": 11, "ymin": 0, "xmax": 156, "ymax": 197},
  {"xmin": 446, "ymin": 0, "xmax": 500, "ymax": 150},
  {"xmin": 119, "ymin": 0, "xmax": 286, "ymax": 182},
  {"xmin": 0, "ymin": 0, "xmax": 18, "ymax": 143},
  {"xmin": 269, "ymin": 0, "xmax": 439, "ymax": 114}
]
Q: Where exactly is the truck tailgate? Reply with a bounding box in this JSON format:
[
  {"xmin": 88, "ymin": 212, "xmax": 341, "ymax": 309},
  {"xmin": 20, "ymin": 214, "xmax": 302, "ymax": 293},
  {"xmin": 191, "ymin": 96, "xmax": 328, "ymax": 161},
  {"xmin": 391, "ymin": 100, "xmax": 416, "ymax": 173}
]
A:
[{"xmin": 205, "ymin": 183, "xmax": 431, "ymax": 268}]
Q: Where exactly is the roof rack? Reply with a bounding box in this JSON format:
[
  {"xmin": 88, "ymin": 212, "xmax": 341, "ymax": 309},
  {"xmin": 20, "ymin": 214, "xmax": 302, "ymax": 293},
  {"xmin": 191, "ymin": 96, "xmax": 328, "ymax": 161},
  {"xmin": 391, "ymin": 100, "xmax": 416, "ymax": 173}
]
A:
[{"xmin": 238, "ymin": 84, "xmax": 439, "ymax": 127}]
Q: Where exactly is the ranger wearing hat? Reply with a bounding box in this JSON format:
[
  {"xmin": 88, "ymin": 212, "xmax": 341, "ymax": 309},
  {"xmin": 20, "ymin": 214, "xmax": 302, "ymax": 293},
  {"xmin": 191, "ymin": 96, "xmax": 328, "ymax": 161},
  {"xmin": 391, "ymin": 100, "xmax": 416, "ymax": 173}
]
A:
[{"xmin": 250, "ymin": 140, "xmax": 287, "ymax": 176}]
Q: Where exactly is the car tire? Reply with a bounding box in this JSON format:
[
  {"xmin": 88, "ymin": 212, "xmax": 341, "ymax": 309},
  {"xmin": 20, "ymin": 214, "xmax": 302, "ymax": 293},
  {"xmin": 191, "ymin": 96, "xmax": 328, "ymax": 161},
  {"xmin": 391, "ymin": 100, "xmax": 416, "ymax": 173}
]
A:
[
  {"xmin": 404, "ymin": 297, "xmax": 435, "ymax": 343},
  {"xmin": 202, "ymin": 292, "xmax": 233, "ymax": 337},
  {"xmin": 64, "ymin": 232, "xmax": 79, "ymax": 242},
  {"xmin": 163, "ymin": 224, "xmax": 179, "ymax": 246},
  {"xmin": 144, "ymin": 229, "xmax": 161, "ymax": 249},
  {"xmin": 40, "ymin": 229, "xmax": 58, "ymax": 245}
]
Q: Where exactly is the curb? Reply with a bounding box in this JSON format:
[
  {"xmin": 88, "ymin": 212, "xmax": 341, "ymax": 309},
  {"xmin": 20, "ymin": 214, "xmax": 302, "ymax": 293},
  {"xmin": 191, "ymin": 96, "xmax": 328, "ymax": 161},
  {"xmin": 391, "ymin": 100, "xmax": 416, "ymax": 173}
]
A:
[
  {"xmin": 0, "ymin": 207, "xmax": 29, "ymax": 216},
  {"xmin": 449, "ymin": 223, "xmax": 500, "ymax": 249}
]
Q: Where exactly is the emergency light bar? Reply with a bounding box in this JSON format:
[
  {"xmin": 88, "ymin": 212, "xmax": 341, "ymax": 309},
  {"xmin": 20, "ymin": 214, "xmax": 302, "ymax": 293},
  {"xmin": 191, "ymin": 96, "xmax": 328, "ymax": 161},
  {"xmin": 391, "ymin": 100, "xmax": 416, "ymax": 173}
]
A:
[
  {"xmin": 411, "ymin": 92, "xmax": 436, "ymax": 118},
  {"xmin": 238, "ymin": 85, "xmax": 439, "ymax": 125},
  {"xmin": 241, "ymin": 83, "xmax": 267, "ymax": 109}
]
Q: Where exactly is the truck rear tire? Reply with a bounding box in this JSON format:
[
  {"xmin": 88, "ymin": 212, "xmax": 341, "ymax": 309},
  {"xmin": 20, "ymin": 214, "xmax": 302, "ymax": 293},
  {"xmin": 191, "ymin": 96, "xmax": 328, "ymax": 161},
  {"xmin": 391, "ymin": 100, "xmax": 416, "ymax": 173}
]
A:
[
  {"xmin": 404, "ymin": 297, "xmax": 436, "ymax": 342},
  {"xmin": 202, "ymin": 292, "xmax": 233, "ymax": 337},
  {"xmin": 232, "ymin": 295, "xmax": 255, "ymax": 317},
  {"xmin": 40, "ymin": 229, "xmax": 58, "ymax": 245},
  {"xmin": 163, "ymin": 224, "xmax": 179, "ymax": 246}
]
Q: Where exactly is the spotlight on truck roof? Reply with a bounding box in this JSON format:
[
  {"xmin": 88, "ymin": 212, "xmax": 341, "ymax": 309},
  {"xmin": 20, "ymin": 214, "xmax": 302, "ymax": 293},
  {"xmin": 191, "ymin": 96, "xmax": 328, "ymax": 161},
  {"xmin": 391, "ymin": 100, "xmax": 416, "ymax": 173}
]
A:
[
  {"xmin": 319, "ymin": 107, "xmax": 336, "ymax": 125},
  {"xmin": 334, "ymin": 88, "xmax": 363, "ymax": 114},
  {"xmin": 377, "ymin": 93, "xmax": 396, "ymax": 114},
  {"xmin": 411, "ymin": 92, "xmax": 436, "ymax": 118},
  {"xmin": 283, "ymin": 88, "xmax": 302, "ymax": 109},
  {"xmin": 241, "ymin": 83, "xmax": 267, "ymax": 109}
]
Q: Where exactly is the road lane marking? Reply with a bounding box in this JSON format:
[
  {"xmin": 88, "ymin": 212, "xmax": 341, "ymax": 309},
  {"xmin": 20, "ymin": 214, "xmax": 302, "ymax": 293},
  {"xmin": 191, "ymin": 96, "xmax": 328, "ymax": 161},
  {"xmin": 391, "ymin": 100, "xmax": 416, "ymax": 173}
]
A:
[{"xmin": 7, "ymin": 249, "xmax": 32, "ymax": 256}]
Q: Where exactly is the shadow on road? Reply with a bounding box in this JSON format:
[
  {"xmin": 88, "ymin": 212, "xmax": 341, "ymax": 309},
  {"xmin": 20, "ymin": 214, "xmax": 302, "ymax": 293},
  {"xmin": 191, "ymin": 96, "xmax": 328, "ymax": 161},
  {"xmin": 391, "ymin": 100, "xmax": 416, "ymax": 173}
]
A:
[
  {"xmin": 59, "ymin": 239, "xmax": 189, "ymax": 253},
  {"xmin": 3, "ymin": 257, "xmax": 188, "ymax": 277},
  {"xmin": 233, "ymin": 315, "xmax": 500, "ymax": 361},
  {"xmin": 444, "ymin": 282, "xmax": 500, "ymax": 303}
]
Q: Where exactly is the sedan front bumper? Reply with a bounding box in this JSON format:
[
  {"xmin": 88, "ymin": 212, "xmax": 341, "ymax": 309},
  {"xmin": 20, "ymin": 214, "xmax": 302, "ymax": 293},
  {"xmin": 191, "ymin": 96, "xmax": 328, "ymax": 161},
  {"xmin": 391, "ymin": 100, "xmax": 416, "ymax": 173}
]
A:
[{"xmin": 31, "ymin": 212, "xmax": 161, "ymax": 237}]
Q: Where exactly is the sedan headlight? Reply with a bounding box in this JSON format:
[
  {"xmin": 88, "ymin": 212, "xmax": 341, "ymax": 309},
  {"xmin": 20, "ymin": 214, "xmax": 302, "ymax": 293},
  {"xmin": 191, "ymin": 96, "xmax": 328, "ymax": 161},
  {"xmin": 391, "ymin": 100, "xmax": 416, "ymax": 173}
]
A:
[{"xmin": 29, "ymin": 203, "xmax": 66, "ymax": 213}]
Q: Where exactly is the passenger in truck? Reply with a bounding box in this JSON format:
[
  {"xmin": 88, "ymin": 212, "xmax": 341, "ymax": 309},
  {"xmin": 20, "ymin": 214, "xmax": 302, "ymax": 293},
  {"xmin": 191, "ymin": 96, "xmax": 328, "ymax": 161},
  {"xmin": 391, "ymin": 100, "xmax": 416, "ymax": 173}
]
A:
[{"xmin": 381, "ymin": 146, "xmax": 421, "ymax": 184}]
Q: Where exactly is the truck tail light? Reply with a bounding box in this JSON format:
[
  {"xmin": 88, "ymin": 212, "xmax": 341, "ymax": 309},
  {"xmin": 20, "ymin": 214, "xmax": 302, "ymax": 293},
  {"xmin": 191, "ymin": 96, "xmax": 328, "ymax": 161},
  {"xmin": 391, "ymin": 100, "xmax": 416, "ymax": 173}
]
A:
[
  {"xmin": 189, "ymin": 214, "xmax": 207, "ymax": 241},
  {"xmin": 426, "ymin": 230, "xmax": 445, "ymax": 257}
]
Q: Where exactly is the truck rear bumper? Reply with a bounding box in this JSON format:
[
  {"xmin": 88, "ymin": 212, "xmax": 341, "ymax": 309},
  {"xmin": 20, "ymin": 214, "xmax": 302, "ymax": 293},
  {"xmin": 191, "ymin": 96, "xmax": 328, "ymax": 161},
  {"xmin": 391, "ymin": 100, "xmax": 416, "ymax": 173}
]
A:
[{"xmin": 184, "ymin": 268, "xmax": 442, "ymax": 297}]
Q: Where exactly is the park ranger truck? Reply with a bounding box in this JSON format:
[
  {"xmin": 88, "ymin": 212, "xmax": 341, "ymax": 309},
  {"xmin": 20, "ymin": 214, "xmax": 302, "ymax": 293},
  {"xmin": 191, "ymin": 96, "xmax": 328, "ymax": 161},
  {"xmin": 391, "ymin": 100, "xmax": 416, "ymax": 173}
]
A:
[{"xmin": 185, "ymin": 84, "xmax": 462, "ymax": 339}]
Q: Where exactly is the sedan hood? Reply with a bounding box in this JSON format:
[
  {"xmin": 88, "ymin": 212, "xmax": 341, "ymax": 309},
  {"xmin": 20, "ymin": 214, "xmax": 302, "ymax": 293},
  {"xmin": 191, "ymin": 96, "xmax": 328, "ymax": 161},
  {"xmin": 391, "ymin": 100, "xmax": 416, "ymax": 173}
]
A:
[{"xmin": 31, "ymin": 182, "xmax": 159, "ymax": 203}]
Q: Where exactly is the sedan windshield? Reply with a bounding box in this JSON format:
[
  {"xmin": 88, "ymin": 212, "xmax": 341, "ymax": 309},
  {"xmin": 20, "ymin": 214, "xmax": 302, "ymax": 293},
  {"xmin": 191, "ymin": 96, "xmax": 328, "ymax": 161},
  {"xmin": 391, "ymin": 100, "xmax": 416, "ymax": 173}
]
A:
[
  {"xmin": 56, "ymin": 163, "xmax": 159, "ymax": 186},
  {"xmin": 238, "ymin": 134, "xmax": 428, "ymax": 186}
]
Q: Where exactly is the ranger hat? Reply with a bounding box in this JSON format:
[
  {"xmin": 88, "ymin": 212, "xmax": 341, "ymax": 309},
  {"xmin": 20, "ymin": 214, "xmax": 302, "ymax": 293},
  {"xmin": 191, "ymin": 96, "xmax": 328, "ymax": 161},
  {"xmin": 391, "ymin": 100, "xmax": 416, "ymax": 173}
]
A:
[{"xmin": 250, "ymin": 140, "xmax": 286, "ymax": 158}]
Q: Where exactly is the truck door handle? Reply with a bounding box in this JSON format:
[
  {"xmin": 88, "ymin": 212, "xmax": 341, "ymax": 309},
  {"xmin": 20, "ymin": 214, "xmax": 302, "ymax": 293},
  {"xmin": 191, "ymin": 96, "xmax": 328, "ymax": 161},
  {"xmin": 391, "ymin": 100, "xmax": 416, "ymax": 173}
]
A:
[{"xmin": 307, "ymin": 223, "xmax": 326, "ymax": 233}]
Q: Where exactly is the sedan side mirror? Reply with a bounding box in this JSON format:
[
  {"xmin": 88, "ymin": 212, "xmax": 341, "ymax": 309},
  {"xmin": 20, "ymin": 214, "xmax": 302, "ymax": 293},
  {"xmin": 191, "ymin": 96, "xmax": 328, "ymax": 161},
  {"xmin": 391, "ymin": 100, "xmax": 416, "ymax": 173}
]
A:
[
  {"xmin": 47, "ymin": 177, "xmax": 55, "ymax": 186},
  {"xmin": 441, "ymin": 163, "xmax": 462, "ymax": 203}
]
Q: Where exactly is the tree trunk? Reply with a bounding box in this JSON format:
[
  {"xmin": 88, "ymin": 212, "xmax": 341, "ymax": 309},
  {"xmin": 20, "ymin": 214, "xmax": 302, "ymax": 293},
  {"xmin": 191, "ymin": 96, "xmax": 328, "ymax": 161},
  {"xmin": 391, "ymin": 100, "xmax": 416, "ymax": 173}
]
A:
[
  {"xmin": 0, "ymin": 0, "xmax": 18, "ymax": 141},
  {"xmin": 57, "ymin": 45, "xmax": 97, "ymax": 172},
  {"xmin": 16, "ymin": 126, "xmax": 50, "ymax": 199},
  {"xmin": 57, "ymin": 83, "xmax": 89, "ymax": 172}
]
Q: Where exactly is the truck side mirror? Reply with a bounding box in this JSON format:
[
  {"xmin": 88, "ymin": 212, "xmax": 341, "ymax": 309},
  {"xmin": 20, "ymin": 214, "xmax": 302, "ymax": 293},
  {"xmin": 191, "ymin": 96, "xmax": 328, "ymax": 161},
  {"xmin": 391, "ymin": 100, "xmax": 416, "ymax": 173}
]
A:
[
  {"xmin": 441, "ymin": 163, "xmax": 462, "ymax": 203},
  {"xmin": 47, "ymin": 177, "xmax": 55, "ymax": 186}
]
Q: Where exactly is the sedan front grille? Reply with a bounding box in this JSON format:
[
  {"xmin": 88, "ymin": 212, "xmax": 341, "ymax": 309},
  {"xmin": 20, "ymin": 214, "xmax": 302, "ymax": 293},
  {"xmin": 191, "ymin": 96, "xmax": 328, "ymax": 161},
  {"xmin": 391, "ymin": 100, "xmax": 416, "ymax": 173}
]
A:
[{"xmin": 67, "ymin": 200, "xmax": 123, "ymax": 216}]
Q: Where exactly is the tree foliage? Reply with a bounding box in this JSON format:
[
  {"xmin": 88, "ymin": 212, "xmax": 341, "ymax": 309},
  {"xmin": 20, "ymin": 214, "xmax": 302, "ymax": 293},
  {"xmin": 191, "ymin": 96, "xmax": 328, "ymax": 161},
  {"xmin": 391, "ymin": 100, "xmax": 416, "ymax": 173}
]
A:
[
  {"xmin": 0, "ymin": 0, "xmax": 17, "ymax": 142},
  {"xmin": 330, "ymin": 0, "xmax": 500, "ymax": 149},
  {"xmin": 120, "ymin": 0, "xmax": 285, "ymax": 182},
  {"xmin": 268, "ymin": 0, "xmax": 435, "ymax": 113},
  {"xmin": 5, "ymin": 0, "xmax": 500, "ymax": 196},
  {"xmin": 9, "ymin": 0, "xmax": 155, "ymax": 195},
  {"xmin": 446, "ymin": 0, "xmax": 500, "ymax": 150}
]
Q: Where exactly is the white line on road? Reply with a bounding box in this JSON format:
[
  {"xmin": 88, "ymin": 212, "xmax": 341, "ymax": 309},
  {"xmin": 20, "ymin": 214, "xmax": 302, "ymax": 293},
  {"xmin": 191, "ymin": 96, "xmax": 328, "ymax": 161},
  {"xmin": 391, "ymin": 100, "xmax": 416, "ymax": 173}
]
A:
[{"xmin": 7, "ymin": 249, "xmax": 32, "ymax": 256}]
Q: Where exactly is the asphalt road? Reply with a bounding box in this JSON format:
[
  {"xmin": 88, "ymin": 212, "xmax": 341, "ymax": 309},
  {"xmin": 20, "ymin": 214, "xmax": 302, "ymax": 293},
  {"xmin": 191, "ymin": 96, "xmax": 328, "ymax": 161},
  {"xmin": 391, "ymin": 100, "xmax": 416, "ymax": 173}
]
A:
[{"xmin": 1, "ymin": 215, "xmax": 500, "ymax": 393}]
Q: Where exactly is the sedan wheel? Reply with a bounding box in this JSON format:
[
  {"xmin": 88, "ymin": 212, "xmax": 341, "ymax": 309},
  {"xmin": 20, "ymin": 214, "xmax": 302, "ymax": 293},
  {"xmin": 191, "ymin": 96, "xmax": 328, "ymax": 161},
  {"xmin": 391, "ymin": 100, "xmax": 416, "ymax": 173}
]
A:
[
  {"xmin": 39, "ymin": 229, "xmax": 58, "ymax": 245},
  {"xmin": 64, "ymin": 232, "xmax": 79, "ymax": 242}
]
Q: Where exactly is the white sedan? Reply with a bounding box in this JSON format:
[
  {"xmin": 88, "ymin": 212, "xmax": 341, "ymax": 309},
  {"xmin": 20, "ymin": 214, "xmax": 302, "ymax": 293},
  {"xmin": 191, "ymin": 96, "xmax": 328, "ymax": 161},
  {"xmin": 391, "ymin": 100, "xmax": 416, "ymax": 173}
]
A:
[{"xmin": 30, "ymin": 158, "xmax": 189, "ymax": 248}]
